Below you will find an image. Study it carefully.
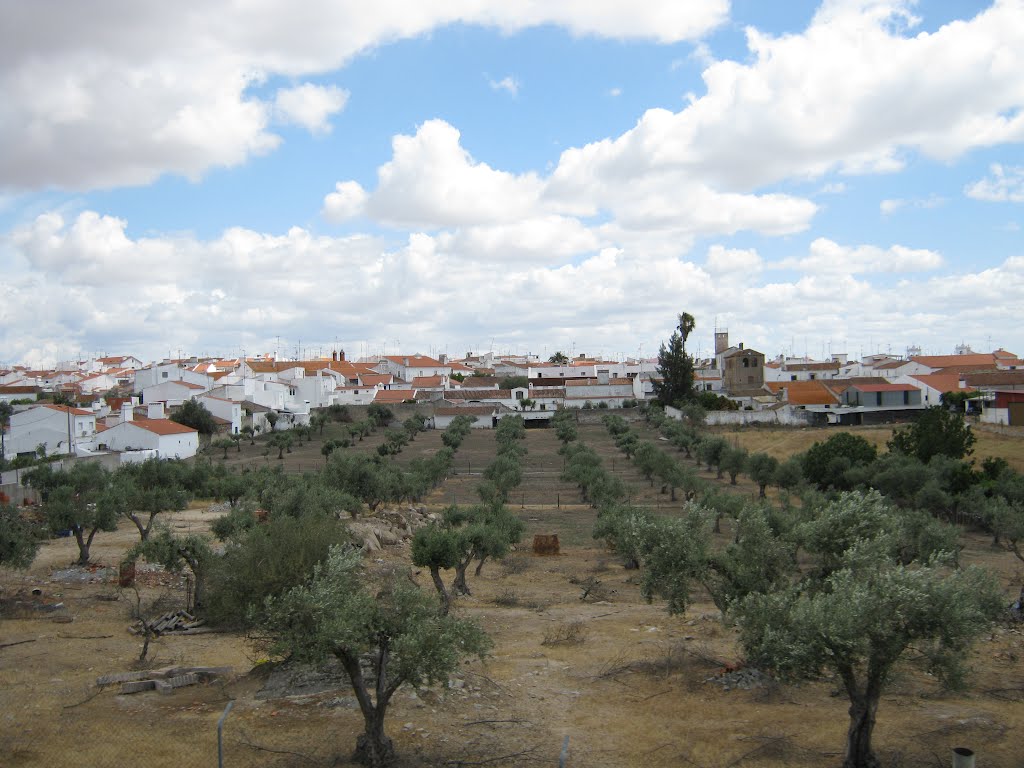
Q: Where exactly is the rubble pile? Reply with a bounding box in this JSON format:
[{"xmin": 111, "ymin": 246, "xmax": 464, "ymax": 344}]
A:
[{"xmin": 348, "ymin": 506, "xmax": 438, "ymax": 552}]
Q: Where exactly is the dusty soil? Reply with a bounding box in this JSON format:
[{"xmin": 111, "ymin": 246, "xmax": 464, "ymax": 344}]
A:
[{"xmin": 3, "ymin": 422, "xmax": 1023, "ymax": 768}]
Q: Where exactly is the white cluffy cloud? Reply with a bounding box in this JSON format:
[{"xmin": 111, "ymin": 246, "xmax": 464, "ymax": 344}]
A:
[
  {"xmin": 546, "ymin": 0, "xmax": 1024, "ymax": 194},
  {"xmin": 0, "ymin": 1, "xmax": 727, "ymax": 191},
  {"xmin": 4, "ymin": 209, "xmax": 1022, "ymax": 367},
  {"xmin": 965, "ymin": 164, "xmax": 1024, "ymax": 202},
  {"xmin": 775, "ymin": 237, "xmax": 943, "ymax": 275},
  {"xmin": 323, "ymin": 118, "xmax": 819, "ymax": 242},
  {"xmin": 273, "ymin": 84, "xmax": 349, "ymax": 134}
]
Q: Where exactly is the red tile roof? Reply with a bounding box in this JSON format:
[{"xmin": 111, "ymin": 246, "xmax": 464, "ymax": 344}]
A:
[
  {"xmin": 373, "ymin": 389, "xmax": 417, "ymax": 403},
  {"xmin": 911, "ymin": 353, "xmax": 997, "ymax": 370},
  {"xmin": 127, "ymin": 418, "xmax": 197, "ymax": 436},
  {"xmin": 43, "ymin": 404, "xmax": 94, "ymax": 417}
]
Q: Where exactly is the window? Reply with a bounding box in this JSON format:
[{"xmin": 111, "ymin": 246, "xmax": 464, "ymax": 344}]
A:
[
  {"xmin": 752, "ymin": 359, "xmax": 758, "ymax": 367},
  {"xmin": 515, "ymin": 390, "xmax": 524, "ymax": 400},
  {"xmin": 540, "ymin": 404, "xmax": 546, "ymax": 411},
  {"xmin": 743, "ymin": 358, "xmax": 750, "ymax": 368},
  {"xmin": 162, "ymin": 371, "xmax": 168, "ymax": 379},
  {"xmin": 791, "ymin": 375, "xmax": 798, "ymax": 381}
]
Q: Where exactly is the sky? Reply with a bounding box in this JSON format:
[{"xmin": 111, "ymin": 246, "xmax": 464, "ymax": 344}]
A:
[{"xmin": 1, "ymin": 0, "xmax": 1022, "ymax": 367}]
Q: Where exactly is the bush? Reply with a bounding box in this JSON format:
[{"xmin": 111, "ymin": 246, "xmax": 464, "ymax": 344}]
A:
[
  {"xmin": 542, "ymin": 619, "xmax": 587, "ymax": 646},
  {"xmin": 204, "ymin": 515, "xmax": 351, "ymax": 627}
]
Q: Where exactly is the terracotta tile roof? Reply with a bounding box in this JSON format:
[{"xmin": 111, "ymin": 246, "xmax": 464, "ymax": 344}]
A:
[
  {"xmin": 128, "ymin": 418, "xmax": 198, "ymax": 436},
  {"xmin": 359, "ymin": 374, "xmax": 393, "ymax": 387},
  {"xmin": 43, "ymin": 404, "xmax": 94, "ymax": 417},
  {"xmin": 766, "ymin": 381, "xmax": 840, "ymax": 406},
  {"xmin": 445, "ymin": 389, "xmax": 512, "ymax": 400},
  {"xmin": 963, "ymin": 371, "xmax": 1024, "ymax": 387},
  {"xmin": 910, "ymin": 374, "xmax": 967, "ymax": 394},
  {"xmin": 373, "ymin": 389, "xmax": 417, "ymax": 403},
  {"xmin": 0, "ymin": 385, "xmax": 39, "ymax": 394},
  {"xmin": 383, "ymin": 354, "xmax": 445, "ymax": 368},
  {"xmin": 411, "ymin": 375, "xmax": 444, "ymax": 387},
  {"xmin": 910, "ymin": 353, "xmax": 997, "ymax": 369},
  {"xmin": 992, "ymin": 348, "xmax": 1018, "ymax": 359}
]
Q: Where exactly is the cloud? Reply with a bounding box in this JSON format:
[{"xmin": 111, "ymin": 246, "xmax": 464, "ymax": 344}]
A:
[
  {"xmin": 609, "ymin": 87, "xmax": 622, "ymax": 97},
  {"xmin": 0, "ymin": 1, "xmax": 727, "ymax": 192},
  {"xmin": 880, "ymin": 198, "xmax": 905, "ymax": 215},
  {"xmin": 546, "ymin": 1, "xmax": 1024, "ymax": 195},
  {"xmin": 488, "ymin": 76, "xmax": 520, "ymax": 97},
  {"xmin": 705, "ymin": 245, "xmax": 762, "ymax": 273},
  {"xmin": 965, "ymin": 163, "xmax": 1024, "ymax": 202},
  {"xmin": 322, "ymin": 181, "xmax": 368, "ymax": 222},
  {"xmin": 775, "ymin": 237, "xmax": 943, "ymax": 274},
  {"xmin": 335, "ymin": 118, "xmax": 818, "ymax": 239},
  {"xmin": 273, "ymin": 83, "xmax": 348, "ymax": 134},
  {"xmin": 9, "ymin": 208, "xmax": 1015, "ymax": 369},
  {"xmin": 352, "ymin": 120, "xmax": 547, "ymax": 229},
  {"xmin": 880, "ymin": 195, "xmax": 946, "ymax": 215}
]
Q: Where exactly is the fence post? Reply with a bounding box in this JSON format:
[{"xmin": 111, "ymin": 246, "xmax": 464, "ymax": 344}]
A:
[
  {"xmin": 218, "ymin": 700, "xmax": 235, "ymax": 768},
  {"xmin": 559, "ymin": 735, "xmax": 570, "ymax": 767}
]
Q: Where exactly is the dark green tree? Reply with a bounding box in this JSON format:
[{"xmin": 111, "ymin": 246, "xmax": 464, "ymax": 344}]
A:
[
  {"xmin": 170, "ymin": 399, "xmax": 217, "ymax": 437},
  {"xmin": 887, "ymin": 406, "xmax": 976, "ymax": 463},
  {"xmin": 0, "ymin": 504, "xmax": 41, "ymax": 569},
  {"xmin": 548, "ymin": 351, "xmax": 569, "ymax": 364},
  {"xmin": 653, "ymin": 312, "xmax": 696, "ymax": 407},
  {"xmin": 801, "ymin": 432, "xmax": 878, "ymax": 491}
]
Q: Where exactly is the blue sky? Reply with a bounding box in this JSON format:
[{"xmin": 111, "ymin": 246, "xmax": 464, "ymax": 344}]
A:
[{"xmin": 1, "ymin": 0, "xmax": 1022, "ymax": 366}]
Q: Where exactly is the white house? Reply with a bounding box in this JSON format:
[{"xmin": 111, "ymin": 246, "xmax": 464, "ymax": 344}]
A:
[
  {"xmin": 5, "ymin": 404, "xmax": 98, "ymax": 459},
  {"xmin": 98, "ymin": 416, "xmax": 199, "ymax": 459},
  {"xmin": 376, "ymin": 355, "xmax": 452, "ymax": 381},
  {"xmin": 196, "ymin": 394, "xmax": 243, "ymax": 434},
  {"xmin": 133, "ymin": 363, "xmax": 213, "ymax": 393},
  {"xmin": 140, "ymin": 379, "xmax": 208, "ymax": 408}
]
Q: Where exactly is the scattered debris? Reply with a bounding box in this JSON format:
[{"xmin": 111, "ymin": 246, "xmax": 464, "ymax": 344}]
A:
[
  {"xmin": 706, "ymin": 665, "xmax": 772, "ymax": 691},
  {"xmin": 131, "ymin": 610, "xmax": 209, "ymax": 636},
  {"xmin": 96, "ymin": 665, "xmax": 232, "ymax": 695}
]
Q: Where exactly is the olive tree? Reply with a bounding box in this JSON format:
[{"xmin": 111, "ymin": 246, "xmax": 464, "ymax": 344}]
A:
[
  {"xmin": 735, "ymin": 491, "xmax": 1002, "ymax": 768},
  {"xmin": 1, "ymin": 504, "xmax": 41, "ymax": 570},
  {"xmin": 27, "ymin": 462, "xmax": 116, "ymax": 565},
  {"xmin": 263, "ymin": 547, "xmax": 490, "ymax": 767}
]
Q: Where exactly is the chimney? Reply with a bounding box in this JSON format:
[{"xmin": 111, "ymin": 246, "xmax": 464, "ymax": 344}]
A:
[
  {"xmin": 739, "ymin": 342, "xmax": 744, "ymax": 350},
  {"xmin": 121, "ymin": 403, "xmax": 134, "ymax": 422},
  {"xmin": 403, "ymin": 357, "xmax": 409, "ymax": 366},
  {"xmin": 147, "ymin": 402, "xmax": 165, "ymax": 419},
  {"xmin": 332, "ymin": 350, "xmax": 338, "ymax": 362}
]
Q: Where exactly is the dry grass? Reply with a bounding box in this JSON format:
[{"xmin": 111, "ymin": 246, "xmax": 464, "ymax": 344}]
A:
[{"xmin": 713, "ymin": 422, "xmax": 1024, "ymax": 472}]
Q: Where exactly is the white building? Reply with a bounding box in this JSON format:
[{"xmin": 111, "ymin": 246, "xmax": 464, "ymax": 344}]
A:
[
  {"xmin": 5, "ymin": 404, "xmax": 98, "ymax": 459},
  {"xmin": 98, "ymin": 416, "xmax": 199, "ymax": 459}
]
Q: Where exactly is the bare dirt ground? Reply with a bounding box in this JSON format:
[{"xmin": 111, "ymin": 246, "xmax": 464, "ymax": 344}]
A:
[{"xmin": 3, "ymin": 421, "xmax": 1023, "ymax": 768}]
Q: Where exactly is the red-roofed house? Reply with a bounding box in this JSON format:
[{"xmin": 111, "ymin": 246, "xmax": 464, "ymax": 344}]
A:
[
  {"xmin": 98, "ymin": 413, "xmax": 199, "ymax": 459},
  {"xmin": 5, "ymin": 404, "xmax": 98, "ymax": 459},
  {"xmin": 377, "ymin": 355, "xmax": 451, "ymax": 380}
]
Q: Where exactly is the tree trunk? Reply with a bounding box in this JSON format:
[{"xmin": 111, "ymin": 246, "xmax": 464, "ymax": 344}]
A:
[
  {"xmin": 337, "ymin": 649, "xmax": 397, "ymax": 768},
  {"xmin": 73, "ymin": 526, "xmax": 91, "ymax": 565},
  {"xmin": 474, "ymin": 554, "xmax": 488, "ymax": 577},
  {"xmin": 354, "ymin": 708, "xmax": 396, "ymax": 767},
  {"xmin": 452, "ymin": 556, "xmax": 471, "ymax": 596},
  {"xmin": 844, "ymin": 692, "xmax": 881, "ymax": 768},
  {"xmin": 758, "ymin": 483, "xmax": 767, "ymax": 498},
  {"xmin": 429, "ymin": 566, "xmax": 452, "ymax": 615}
]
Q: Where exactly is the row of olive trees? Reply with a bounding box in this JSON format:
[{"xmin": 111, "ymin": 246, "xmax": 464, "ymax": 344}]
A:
[{"xmin": 595, "ymin": 480, "xmax": 1002, "ymax": 768}]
